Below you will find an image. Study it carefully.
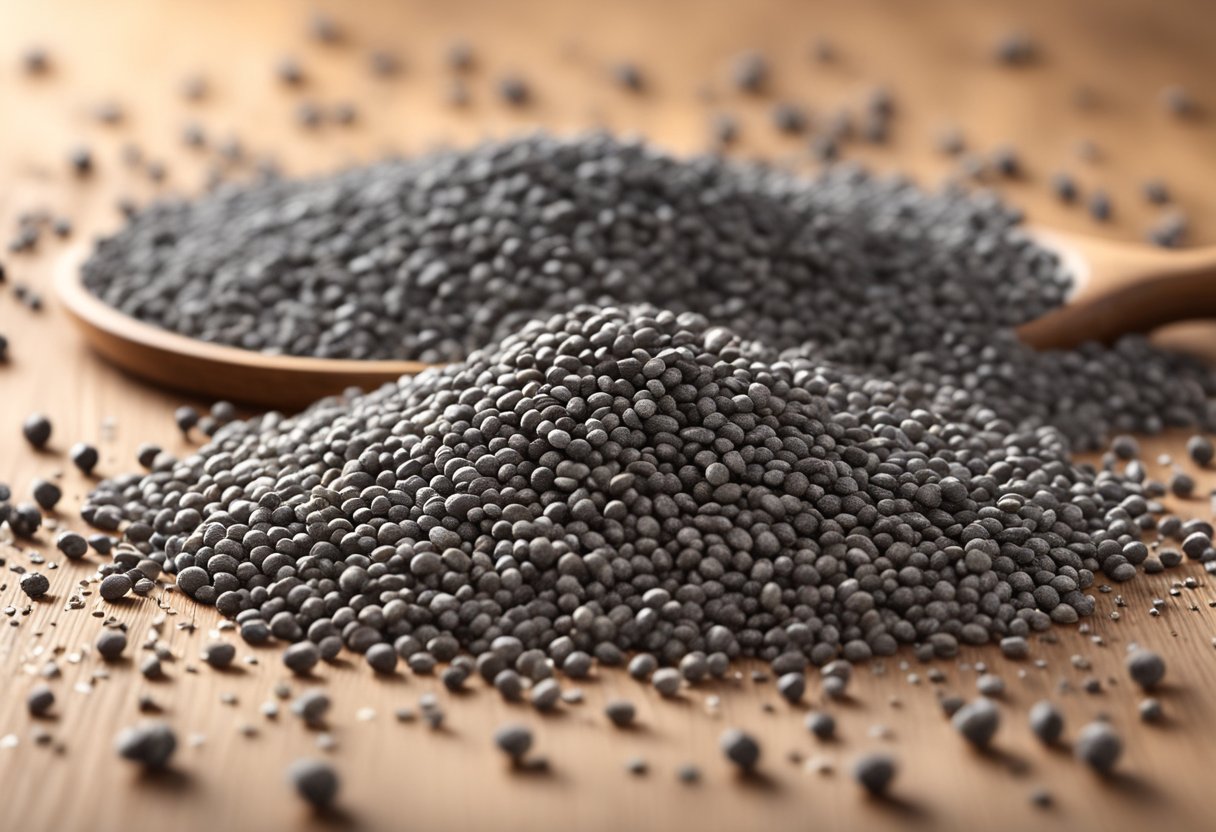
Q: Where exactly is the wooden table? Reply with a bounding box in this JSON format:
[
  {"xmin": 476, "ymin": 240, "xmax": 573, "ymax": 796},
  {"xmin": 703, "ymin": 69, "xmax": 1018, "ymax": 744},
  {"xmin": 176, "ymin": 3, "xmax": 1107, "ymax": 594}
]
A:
[{"xmin": 2, "ymin": 2, "xmax": 1215, "ymax": 830}]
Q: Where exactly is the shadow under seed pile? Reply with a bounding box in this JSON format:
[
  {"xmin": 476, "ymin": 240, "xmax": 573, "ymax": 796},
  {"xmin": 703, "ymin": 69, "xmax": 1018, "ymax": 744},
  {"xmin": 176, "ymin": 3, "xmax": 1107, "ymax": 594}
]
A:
[{"xmin": 80, "ymin": 134, "xmax": 1216, "ymax": 671}]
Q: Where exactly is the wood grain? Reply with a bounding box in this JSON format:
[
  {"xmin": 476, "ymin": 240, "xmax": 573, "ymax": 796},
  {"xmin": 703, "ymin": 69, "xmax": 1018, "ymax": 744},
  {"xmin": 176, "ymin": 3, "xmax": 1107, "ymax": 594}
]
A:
[
  {"xmin": 1017, "ymin": 230, "xmax": 1216, "ymax": 350},
  {"xmin": 2, "ymin": 2, "xmax": 1216, "ymax": 831}
]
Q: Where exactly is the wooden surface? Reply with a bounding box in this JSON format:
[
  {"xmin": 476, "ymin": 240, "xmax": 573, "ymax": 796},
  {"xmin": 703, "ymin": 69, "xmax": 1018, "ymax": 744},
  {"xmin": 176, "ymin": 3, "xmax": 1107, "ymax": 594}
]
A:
[
  {"xmin": 1016, "ymin": 230, "xmax": 1216, "ymax": 350},
  {"xmin": 2, "ymin": 2, "xmax": 1216, "ymax": 831}
]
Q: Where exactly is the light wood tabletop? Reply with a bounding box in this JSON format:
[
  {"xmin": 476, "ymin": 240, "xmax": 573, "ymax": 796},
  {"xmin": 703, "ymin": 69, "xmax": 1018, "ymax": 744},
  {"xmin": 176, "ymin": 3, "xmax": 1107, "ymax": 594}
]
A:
[{"xmin": 2, "ymin": 2, "xmax": 1216, "ymax": 831}]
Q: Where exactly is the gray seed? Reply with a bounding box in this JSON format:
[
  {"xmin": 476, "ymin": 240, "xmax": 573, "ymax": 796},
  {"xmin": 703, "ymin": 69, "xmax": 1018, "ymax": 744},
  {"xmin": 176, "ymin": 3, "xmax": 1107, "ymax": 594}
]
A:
[
  {"xmin": 99, "ymin": 574, "xmax": 132, "ymax": 602},
  {"xmin": 442, "ymin": 664, "xmax": 469, "ymax": 691},
  {"xmin": 70, "ymin": 442, "xmax": 99, "ymax": 475},
  {"xmin": 952, "ymin": 698, "xmax": 1000, "ymax": 748},
  {"xmin": 994, "ymin": 30, "xmax": 1037, "ymax": 65},
  {"xmin": 562, "ymin": 651, "xmax": 592, "ymax": 679},
  {"xmin": 628, "ymin": 654, "xmax": 657, "ymax": 680},
  {"xmin": 530, "ymin": 678, "xmax": 561, "ymax": 712},
  {"xmin": 1088, "ymin": 190, "xmax": 1112, "ymax": 222},
  {"xmin": 777, "ymin": 672, "xmax": 806, "ymax": 704},
  {"xmin": 96, "ymin": 628, "xmax": 128, "ymax": 660},
  {"xmin": 291, "ymin": 690, "xmax": 331, "ymax": 726},
  {"xmin": 719, "ymin": 728, "xmax": 760, "ymax": 772},
  {"xmin": 494, "ymin": 670, "xmax": 524, "ymax": 702},
  {"xmin": 852, "ymin": 752, "xmax": 897, "ymax": 795},
  {"xmin": 497, "ymin": 76, "xmax": 530, "ymax": 106},
  {"xmin": 678, "ymin": 652, "xmax": 708, "ymax": 683},
  {"xmin": 976, "ymin": 674, "xmax": 1005, "ymax": 697},
  {"xmin": 1074, "ymin": 722, "xmax": 1122, "ymax": 774},
  {"xmin": 240, "ymin": 619, "xmax": 271, "ymax": 645},
  {"xmin": 604, "ymin": 699, "xmax": 636, "ymax": 728},
  {"xmin": 823, "ymin": 675, "xmax": 847, "ymax": 700},
  {"xmin": 1028, "ymin": 700, "xmax": 1064, "ymax": 745},
  {"xmin": 677, "ymin": 763, "xmax": 701, "ymax": 784},
  {"xmin": 494, "ymin": 723, "xmax": 533, "ymax": 761},
  {"xmin": 283, "ymin": 642, "xmax": 320, "ymax": 675},
  {"xmin": 365, "ymin": 643, "xmax": 398, "ymax": 674},
  {"xmin": 115, "ymin": 721, "xmax": 176, "ymax": 769},
  {"xmin": 31, "ymin": 479, "xmax": 61, "ymax": 511},
  {"xmin": 652, "ymin": 668, "xmax": 682, "ymax": 698},
  {"xmin": 27, "ymin": 684, "xmax": 54, "ymax": 717},
  {"xmin": 140, "ymin": 655, "xmax": 163, "ymax": 679},
  {"xmin": 999, "ymin": 636, "xmax": 1029, "ymax": 660},
  {"xmin": 1142, "ymin": 179, "xmax": 1171, "ymax": 205},
  {"xmin": 201, "ymin": 641, "xmax": 236, "ymax": 669},
  {"xmin": 1138, "ymin": 697, "xmax": 1163, "ymax": 723},
  {"xmin": 732, "ymin": 51, "xmax": 768, "ymax": 93},
  {"xmin": 287, "ymin": 758, "xmax": 339, "ymax": 809},
  {"xmin": 22, "ymin": 413, "xmax": 51, "ymax": 448},
  {"xmin": 20, "ymin": 572, "xmax": 50, "ymax": 599},
  {"xmin": 805, "ymin": 711, "xmax": 835, "ymax": 739},
  {"xmin": 1169, "ymin": 471, "xmax": 1196, "ymax": 499},
  {"xmin": 1050, "ymin": 171, "xmax": 1078, "ymax": 203},
  {"xmin": 56, "ymin": 531, "xmax": 89, "ymax": 559},
  {"xmin": 1125, "ymin": 649, "xmax": 1165, "ymax": 690}
]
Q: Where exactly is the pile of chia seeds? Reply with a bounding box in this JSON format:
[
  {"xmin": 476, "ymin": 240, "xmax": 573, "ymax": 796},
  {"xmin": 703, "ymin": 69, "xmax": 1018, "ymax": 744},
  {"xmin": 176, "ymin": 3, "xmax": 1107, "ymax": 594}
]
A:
[
  {"xmin": 81, "ymin": 133, "xmax": 1072, "ymax": 363},
  {"xmin": 80, "ymin": 134, "xmax": 1216, "ymax": 675}
]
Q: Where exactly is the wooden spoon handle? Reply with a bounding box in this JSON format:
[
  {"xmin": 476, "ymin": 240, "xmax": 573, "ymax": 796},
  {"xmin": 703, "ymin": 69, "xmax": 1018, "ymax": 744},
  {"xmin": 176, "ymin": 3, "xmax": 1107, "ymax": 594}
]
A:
[{"xmin": 1018, "ymin": 232, "xmax": 1216, "ymax": 351}]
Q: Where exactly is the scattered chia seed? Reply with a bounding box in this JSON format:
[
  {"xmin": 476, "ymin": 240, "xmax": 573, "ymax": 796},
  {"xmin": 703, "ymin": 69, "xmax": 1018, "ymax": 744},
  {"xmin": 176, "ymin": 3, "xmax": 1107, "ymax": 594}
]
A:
[
  {"xmin": 805, "ymin": 711, "xmax": 836, "ymax": 739},
  {"xmin": 56, "ymin": 531, "xmax": 88, "ymax": 560},
  {"xmin": 22, "ymin": 413, "xmax": 51, "ymax": 448},
  {"xmin": 27, "ymin": 684, "xmax": 54, "ymax": 717},
  {"xmin": 1050, "ymin": 172, "xmax": 1078, "ymax": 203},
  {"xmin": 1028, "ymin": 700, "xmax": 1064, "ymax": 745},
  {"xmin": 994, "ymin": 31, "xmax": 1037, "ymax": 66},
  {"xmin": 288, "ymin": 758, "xmax": 339, "ymax": 809},
  {"xmin": 19, "ymin": 572, "xmax": 50, "ymax": 599},
  {"xmin": 1138, "ymin": 697, "xmax": 1163, "ymax": 723},
  {"xmin": 494, "ymin": 723, "xmax": 533, "ymax": 762},
  {"xmin": 70, "ymin": 442, "xmax": 99, "ymax": 474},
  {"xmin": 115, "ymin": 721, "xmax": 176, "ymax": 769},
  {"xmin": 1126, "ymin": 649, "xmax": 1165, "ymax": 689},
  {"xmin": 292, "ymin": 690, "xmax": 331, "ymax": 726},
  {"xmin": 1142, "ymin": 179, "xmax": 1171, "ymax": 204},
  {"xmin": 30, "ymin": 476, "xmax": 60, "ymax": 510},
  {"xmin": 604, "ymin": 700, "xmax": 636, "ymax": 728},
  {"xmin": 731, "ymin": 51, "xmax": 768, "ymax": 93},
  {"xmin": 201, "ymin": 641, "xmax": 236, "ymax": 669},
  {"xmin": 777, "ymin": 672, "xmax": 806, "ymax": 704},
  {"xmin": 98, "ymin": 573, "xmax": 132, "ymax": 602},
  {"xmin": 283, "ymin": 642, "xmax": 320, "ymax": 675},
  {"xmin": 1074, "ymin": 721, "xmax": 1122, "ymax": 774},
  {"xmin": 852, "ymin": 752, "xmax": 896, "ymax": 795},
  {"xmin": 952, "ymin": 698, "xmax": 1000, "ymax": 748},
  {"xmin": 497, "ymin": 75, "xmax": 530, "ymax": 106},
  {"xmin": 1088, "ymin": 189, "xmax": 1112, "ymax": 222},
  {"xmin": 719, "ymin": 728, "xmax": 760, "ymax": 772}
]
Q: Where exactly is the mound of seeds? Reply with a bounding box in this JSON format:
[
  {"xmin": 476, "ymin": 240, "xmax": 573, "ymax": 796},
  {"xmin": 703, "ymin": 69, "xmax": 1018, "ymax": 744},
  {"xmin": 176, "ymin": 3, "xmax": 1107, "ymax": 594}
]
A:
[
  {"xmin": 84, "ymin": 293, "xmax": 1214, "ymax": 670},
  {"xmin": 81, "ymin": 133, "xmax": 1076, "ymax": 364}
]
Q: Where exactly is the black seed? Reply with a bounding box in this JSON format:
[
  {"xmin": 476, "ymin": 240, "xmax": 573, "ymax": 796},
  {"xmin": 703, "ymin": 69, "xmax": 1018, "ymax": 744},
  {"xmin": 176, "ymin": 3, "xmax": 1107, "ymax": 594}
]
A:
[{"xmin": 23, "ymin": 413, "xmax": 51, "ymax": 448}]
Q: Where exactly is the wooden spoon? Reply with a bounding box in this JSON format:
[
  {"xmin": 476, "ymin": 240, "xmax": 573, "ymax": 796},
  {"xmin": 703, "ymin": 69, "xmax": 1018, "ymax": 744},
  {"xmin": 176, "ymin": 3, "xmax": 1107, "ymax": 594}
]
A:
[
  {"xmin": 54, "ymin": 251, "xmax": 432, "ymax": 410},
  {"xmin": 56, "ymin": 231, "xmax": 1216, "ymax": 410},
  {"xmin": 1017, "ymin": 229, "xmax": 1216, "ymax": 351}
]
